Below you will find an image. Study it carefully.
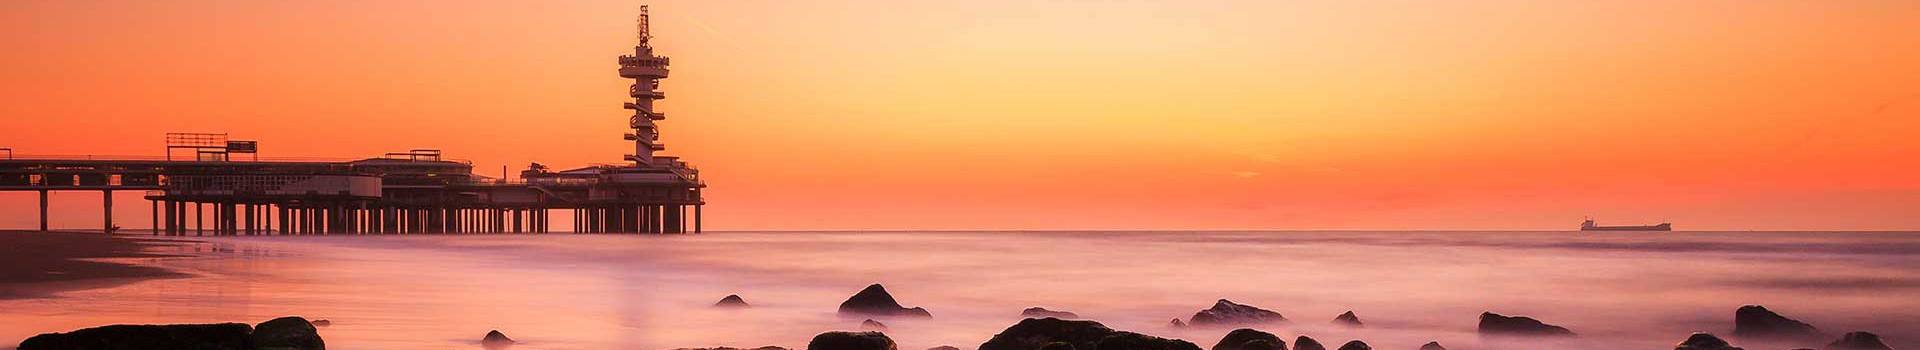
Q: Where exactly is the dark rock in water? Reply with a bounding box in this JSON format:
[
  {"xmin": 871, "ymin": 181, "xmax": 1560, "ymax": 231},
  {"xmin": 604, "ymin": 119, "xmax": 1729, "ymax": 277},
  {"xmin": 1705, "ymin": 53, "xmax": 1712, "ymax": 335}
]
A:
[
  {"xmin": 980, "ymin": 317, "xmax": 1121, "ymax": 350},
  {"xmin": 1676, "ymin": 332, "xmax": 1743, "ymax": 350},
  {"xmin": 1733, "ymin": 305, "xmax": 1822, "ymax": 342},
  {"xmin": 18, "ymin": 323, "xmax": 254, "ymax": 350},
  {"xmin": 1418, "ymin": 342, "xmax": 1446, "ymax": 350},
  {"xmin": 929, "ymin": 346, "xmax": 962, "ymax": 350},
  {"xmin": 483, "ymin": 330, "xmax": 516, "ymax": 349},
  {"xmin": 1024, "ymin": 307, "xmax": 1081, "ymax": 319},
  {"xmin": 1041, "ymin": 342, "xmax": 1076, "ymax": 350},
  {"xmin": 809, "ymin": 331, "xmax": 898, "ymax": 350},
  {"xmin": 838, "ymin": 284, "xmax": 933, "ymax": 318},
  {"xmin": 1188, "ymin": 299, "xmax": 1287, "ymax": 327},
  {"xmin": 1332, "ymin": 311, "xmax": 1362, "ymax": 327},
  {"xmin": 1825, "ymin": 332, "xmax": 1892, "ymax": 350},
  {"xmin": 717, "ymin": 294, "xmax": 752, "ymax": 308},
  {"xmin": 862, "ymin": 319, "xmax": 890, "ymax": 332},
  {"xmin": 1094, "ymin": 332, "xmax": 1202, "ymax": 350},
  {"xmin": 309, "ymin": 319, "xmax": 332, "ymax": 327},
  {"xmin": 1213, "ymin": 328, "xmax": 1284, "ymax": 350},
  {"xmin": 1292, "ymin": 336, "xmax": 1325, "ymax": 350},
  {"xmin": 1241, "ymin": 340, "xmax": 1282, "ymax": 350},
  {"xmin": 253, "ymin": 316, "xmax": 326, "ymax": 350},
  {"xmin": 1477, "ymin": 312, "xmax": 1575, "ymax": 337},
  {"xmin": 1170, "ymin": 319, "xmax": 1188, "ymax": 328},
  {"xmin": 1334, "ymin": 340, "xmax": 1370, "ymax": 350}
]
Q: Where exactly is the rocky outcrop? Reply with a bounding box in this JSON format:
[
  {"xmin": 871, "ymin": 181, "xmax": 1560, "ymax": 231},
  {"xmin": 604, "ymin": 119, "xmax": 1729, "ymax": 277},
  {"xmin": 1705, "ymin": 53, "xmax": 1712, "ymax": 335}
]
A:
[
  {"xmin": 809, "ymin": 331, "xmax": 898, "ymax": 350},
  {"xmin": 1170, "ymin": 319, "xmax": 1188, "ymax": 328},
  {"xmin": 1023, "ymin": 307, "xmax": 1081, "ymax": 319},
  {"xmin": 1187, "ymin": 299, "xmax": 1287, "ymax": 327},
  {"xmin": 1093, "ymin": 332, "xmax": 1202, "ymax": 350},
  {"xmin": 18, "ymin": 323, "xmax": 255, "ymax": 350},
  {"xmin": 1825, "ymin": 332, "xmax": 1892, "ymax": 350},
  {"xmin": 1477, "ymin": 312, "xmax": 1574, "ymax": 337},
  {"xmin": 862, "ymin": 319, "xmax": 890, "ymax": 332},
  {"xmin": 1333, "ymin": 340, "xmax": 1370, "ymax": 350},
  {"xmin": 928, "ymin": 346, "xmax": 962, "ymax": 350},
  {"xmin": 1212, "ymin": 328, "xmax": 1284, "ymax": 350},
  {"xmin": 1040, "ymin": 342, "xmax": 1076, "ymax": 350},
  {"xmin": 1418, "ymin": 342, "xmax": 1445, "ymax": 350},
  {"xmin": 309, "ymin": 319, "xmax": 332, "ymax": 327},
  {"xmin": 18, "ymin": 316, "xmax": 327, "ymax": 350},
  {"xmin": 979, "ymin": 318, "xmax": 1120, "ymax": 350},
  {"xmin": 1733, "ymin": 305, "xmax": 1821, "ymax": 342},
  {"xmin": 1332, "ymin": 311, "xmax": 1362, "ymax": 327},
  {"xmin": 1675, "ymin": 333, "xmax": 1742, "ymax": 350},
  {"xmin": 252, "ymin": 316, "xmax": 325, "ymax": 350},
  {"xmin": 716, "ymin": 294, "xmax": 752, "ymax": 308},
  {"xmin": 1241, "ymin": 340, "xmax": 1282, "ymax": 350},
  {"xmin": 1293, "ymin": 336, "xmax": 1325, "ymax": 350},
  {"xmin": 483, "ymin": 330, "xmax": 515, "ymax": 349},
  {"xmin": 838, "ymin": 284, "xmax": 932, "ymax": 318}
]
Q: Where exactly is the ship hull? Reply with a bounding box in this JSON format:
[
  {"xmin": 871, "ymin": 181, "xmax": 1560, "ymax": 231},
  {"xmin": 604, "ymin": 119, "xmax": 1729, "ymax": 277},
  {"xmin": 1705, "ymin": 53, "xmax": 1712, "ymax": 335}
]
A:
[{"xmin": 1581, "ymin": 223, "xmax": 1671, "ymax": 231}]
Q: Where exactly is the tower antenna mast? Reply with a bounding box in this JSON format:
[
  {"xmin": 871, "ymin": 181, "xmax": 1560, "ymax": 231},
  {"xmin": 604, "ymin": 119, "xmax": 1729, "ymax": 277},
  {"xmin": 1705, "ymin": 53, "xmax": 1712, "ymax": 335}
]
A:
[{"xmin": 637, "ymin": 5, "xmax": 651, "ymax": 44}]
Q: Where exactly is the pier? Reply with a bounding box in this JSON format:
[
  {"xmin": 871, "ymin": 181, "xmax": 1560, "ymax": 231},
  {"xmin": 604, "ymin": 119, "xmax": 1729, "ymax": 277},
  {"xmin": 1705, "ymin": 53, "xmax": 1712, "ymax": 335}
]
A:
[{"xmin": 0, "ymin": 7, "xmax": 703, "ymax": 235}]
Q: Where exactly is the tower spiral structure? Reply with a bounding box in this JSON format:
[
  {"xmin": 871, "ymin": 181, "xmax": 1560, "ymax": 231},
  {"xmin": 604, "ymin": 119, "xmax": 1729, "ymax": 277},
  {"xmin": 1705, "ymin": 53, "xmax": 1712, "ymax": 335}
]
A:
[{"xmin": 618, "ymin": 5, "xmax": 670, "ymax": 166}]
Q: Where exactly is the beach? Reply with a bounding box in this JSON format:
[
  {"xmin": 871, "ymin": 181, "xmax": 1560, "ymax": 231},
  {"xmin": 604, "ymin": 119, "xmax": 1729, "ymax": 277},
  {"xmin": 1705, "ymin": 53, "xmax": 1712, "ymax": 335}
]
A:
[
  {"xmin": 0, "ymin": 230, "xmax": 192, "ymax": 300},
  {"xmin": 1, "ymin": 231, "xmax": 1916, "ymax": 350}
]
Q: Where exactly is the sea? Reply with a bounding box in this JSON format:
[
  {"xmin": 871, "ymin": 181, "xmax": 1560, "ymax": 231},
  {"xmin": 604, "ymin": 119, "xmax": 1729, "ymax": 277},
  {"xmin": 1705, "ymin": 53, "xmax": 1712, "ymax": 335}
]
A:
[{"xmin": 2, "ymin": 231, "xmax": 1916, "ymax": 350}]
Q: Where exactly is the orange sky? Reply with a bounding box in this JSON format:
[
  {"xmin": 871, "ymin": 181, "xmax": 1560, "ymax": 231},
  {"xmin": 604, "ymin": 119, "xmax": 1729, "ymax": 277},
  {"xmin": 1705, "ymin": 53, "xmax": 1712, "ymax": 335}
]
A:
[{"xmin": 3, "ymin": 0, "xmax": 1918, "ymax": 230}]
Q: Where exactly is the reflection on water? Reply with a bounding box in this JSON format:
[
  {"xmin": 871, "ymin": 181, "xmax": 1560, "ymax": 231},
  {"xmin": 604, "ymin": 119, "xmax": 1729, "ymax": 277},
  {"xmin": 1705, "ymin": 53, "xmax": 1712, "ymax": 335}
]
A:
[{"xmin": 2, "ymin": 231, "xmax": 1917, "ymax": 350}]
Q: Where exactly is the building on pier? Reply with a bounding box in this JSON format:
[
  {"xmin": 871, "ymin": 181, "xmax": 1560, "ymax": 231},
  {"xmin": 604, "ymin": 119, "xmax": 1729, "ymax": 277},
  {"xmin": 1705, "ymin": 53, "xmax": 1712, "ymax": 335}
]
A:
[{"xmin": 0, "ymin": 7, "xmax": 704, "ymax": 235}]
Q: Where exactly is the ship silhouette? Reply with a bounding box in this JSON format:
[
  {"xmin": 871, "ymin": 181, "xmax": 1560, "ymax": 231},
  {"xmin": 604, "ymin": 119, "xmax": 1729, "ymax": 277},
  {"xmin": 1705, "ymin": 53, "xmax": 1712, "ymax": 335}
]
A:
[{"xmin": 1580, "ymin": 218, "xmax": 1671, "ymax": 231}]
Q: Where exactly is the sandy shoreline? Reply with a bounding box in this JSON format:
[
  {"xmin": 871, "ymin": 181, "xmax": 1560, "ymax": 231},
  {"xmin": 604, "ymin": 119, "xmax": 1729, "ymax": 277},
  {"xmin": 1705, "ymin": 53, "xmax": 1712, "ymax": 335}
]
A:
[{"xmin": 0, "ymin": 230, "xmax": 195, "ymax": 299}]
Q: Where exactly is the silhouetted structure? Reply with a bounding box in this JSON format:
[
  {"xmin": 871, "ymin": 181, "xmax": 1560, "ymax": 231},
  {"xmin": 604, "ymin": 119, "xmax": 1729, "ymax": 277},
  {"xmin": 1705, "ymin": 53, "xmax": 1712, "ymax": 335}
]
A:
[{"xmin": 0, "ymin": 7, "xmax": 703, "ymax": 235}]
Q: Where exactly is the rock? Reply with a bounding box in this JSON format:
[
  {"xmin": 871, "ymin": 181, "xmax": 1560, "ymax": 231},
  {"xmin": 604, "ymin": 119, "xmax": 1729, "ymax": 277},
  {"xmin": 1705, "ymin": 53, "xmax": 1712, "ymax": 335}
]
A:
[
  {"xmin": 1676, "ymin": 332, "xmax": 1743, "ymax": 350},
  {"xmin": 862, "ymin": 319, "xmax": 890, "ymax": 332},
  {"xmin": 1094, "ymin": 332, "xmax": 1203, "ymax": 350},
  {"xmin": 1334, "ymin": 340, "xmax": 1370, "ymax": 350},
  {"xmin": 1477, "ymin": 312, "xmax": 1575, "ymax": 337},
  {"xmin": 482, "ymin": 330, "xmax": 515, "ymax": 349},
  {"xmin": 838, "ymin": 284, "xmax": 932, "ymax": 318},
  {"xmin": 716, "ymin": 294, "xmax": 752, "ymax": 308},
  {"xmin": 1293, "ymin": 336, "xmax": 1325, "ymax": 350},
  {"xmin": 1733, "ymin": 305, "xmax": 1821, "ymax": 342},
  {"xmin": 1241, "ymin": 340, "xmax": 1282, "ymax": 350},
  {"xmin": 1170, "ymin": 319, "xmax": 1188, "ymax": 328},
  {"xmin": 253, "ymin": 316, "xmax": 326, "ymax": 350},
  {"xmin": 1188, "ymin": 299, "xmax": 1287, "ymax": 327},
  {"xmin": 980, "ymin": 317, "xmax": 1121, "ymax": 350},
  {"xmin": 1332, "ymin": 311, "xmax": 1362, "ymax": 327},
  {"xmin": 1041, "ymin": 343, "xmax": 1076, "ymax": 350},
  {"xmin": 309, "ymin": 319, "xmax": 332, "ymax": 327},
  {"xmin": 18, "ymin": 323, "xmax": 254, "ymax": 350},
  {"xmin": 809, "ymin": 331, "xmax": 898, "ymax": 350},
  {"xmin": 929, "ymin": 346, "xmax": 962, "ymax": 350},
  {"xmin": 1213, "ymin": 328, "xmax": 1284, "ymax": 350},
  {"xmin": 675, "ymin": 347, "xmax": 790, "ymax": 350},
  {"xmin": 1024, "ymin": 307, "xmax": 1081, "ymax": 319},
  {"xmin": 1825, "ymin": 332, "xmax": 1892, "ymax": 350},
  {"xmin": 1418, "ymin": 342, "xmax": 1446, "ymax": 350}
]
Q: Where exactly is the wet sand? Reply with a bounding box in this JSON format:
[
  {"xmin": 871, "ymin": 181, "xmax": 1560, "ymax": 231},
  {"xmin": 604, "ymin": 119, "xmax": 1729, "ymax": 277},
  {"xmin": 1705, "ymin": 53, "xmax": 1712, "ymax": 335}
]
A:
[{"xmin": 0, "ymin": 230, "xmax": 191, "ymax": 299}]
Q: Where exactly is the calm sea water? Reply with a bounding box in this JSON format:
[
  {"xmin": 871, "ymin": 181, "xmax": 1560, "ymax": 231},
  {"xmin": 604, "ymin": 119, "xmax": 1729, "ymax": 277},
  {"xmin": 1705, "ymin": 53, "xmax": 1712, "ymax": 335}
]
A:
[{"xmin": 2, "ymin": 231, "xmax": 1916, "ymax": 350}]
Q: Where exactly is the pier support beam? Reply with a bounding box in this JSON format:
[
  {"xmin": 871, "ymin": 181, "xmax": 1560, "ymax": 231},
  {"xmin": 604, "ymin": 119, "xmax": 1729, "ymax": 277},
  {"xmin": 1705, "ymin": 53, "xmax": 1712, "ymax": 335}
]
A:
[
  {"xmin": 38, "ymin": 190, "xmax": 48, "ymax": 232},
  {"xmin": 102, "ymin": 190, "xmax": 113, "ymax": 234}
]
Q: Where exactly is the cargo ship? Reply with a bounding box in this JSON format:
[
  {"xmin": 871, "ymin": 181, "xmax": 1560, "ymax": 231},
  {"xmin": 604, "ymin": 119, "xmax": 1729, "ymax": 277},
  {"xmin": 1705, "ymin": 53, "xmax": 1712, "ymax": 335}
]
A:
[{"xmin": 1580, "ymin": 218, "xmax": 1671, "ymax": 231}]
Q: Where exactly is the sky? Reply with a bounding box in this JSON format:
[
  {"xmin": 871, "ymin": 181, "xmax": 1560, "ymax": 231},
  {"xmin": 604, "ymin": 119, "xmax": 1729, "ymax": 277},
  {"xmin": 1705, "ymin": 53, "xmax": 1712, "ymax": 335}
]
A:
[{"xmin": 2, "ymin": 0, "xmax": 1918, "ymax": 231}]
